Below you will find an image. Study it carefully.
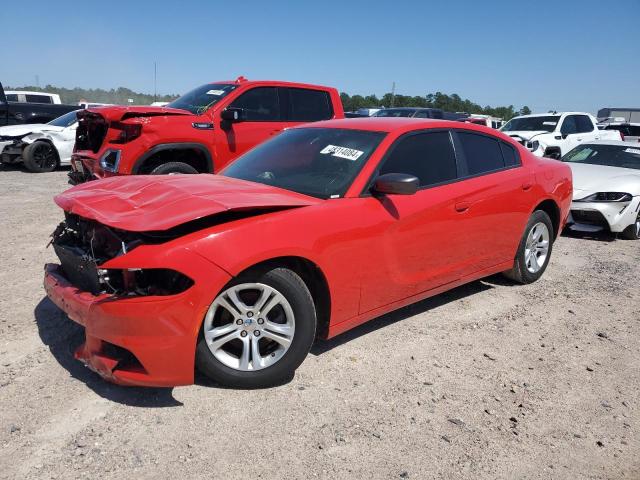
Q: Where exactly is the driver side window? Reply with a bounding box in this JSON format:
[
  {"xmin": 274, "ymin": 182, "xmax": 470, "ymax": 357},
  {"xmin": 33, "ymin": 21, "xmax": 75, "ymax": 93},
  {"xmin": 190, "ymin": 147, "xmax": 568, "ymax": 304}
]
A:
[
  {"xmin": 560, "ymin": 115, "xmax": 578, "ymax": 135},
  {"xmin": 230, "ymin": 87, "xmax": 280, "ymax": 121},
  {"xmin": 378, "ymin": 131, "xmax": 458, "ymax": 188}
]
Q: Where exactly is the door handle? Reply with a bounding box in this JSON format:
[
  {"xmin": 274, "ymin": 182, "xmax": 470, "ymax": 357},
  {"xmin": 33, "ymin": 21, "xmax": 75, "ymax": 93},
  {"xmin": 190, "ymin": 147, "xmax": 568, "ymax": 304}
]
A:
[
  {"xmin": 522, "ymin": 182, "xmax": 533, "ymax": 191},
  {"xmin": 455, "ymin": 202, "xmax": 470, "ymax": 212}
]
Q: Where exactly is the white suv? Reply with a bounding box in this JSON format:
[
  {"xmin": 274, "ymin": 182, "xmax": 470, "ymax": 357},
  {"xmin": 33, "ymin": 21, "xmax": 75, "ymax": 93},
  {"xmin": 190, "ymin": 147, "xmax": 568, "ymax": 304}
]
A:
[{"xmin": 500, "ymin": 112, "xmax": 621, "ymax": 159}]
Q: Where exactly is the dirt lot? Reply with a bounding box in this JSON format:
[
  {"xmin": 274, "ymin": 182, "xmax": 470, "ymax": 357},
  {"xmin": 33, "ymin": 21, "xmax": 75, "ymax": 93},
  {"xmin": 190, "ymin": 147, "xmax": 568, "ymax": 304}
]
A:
[{"xmin": 0, "ymin": 167, "xmax": 638, "ymax": 480}]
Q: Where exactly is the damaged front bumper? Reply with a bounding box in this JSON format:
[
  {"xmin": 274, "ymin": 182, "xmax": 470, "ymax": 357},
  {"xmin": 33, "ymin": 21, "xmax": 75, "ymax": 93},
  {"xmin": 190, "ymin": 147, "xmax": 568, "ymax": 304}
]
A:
[{"xmin": 43, "ymin": 219, "xmax": 232, "ymax": 387}]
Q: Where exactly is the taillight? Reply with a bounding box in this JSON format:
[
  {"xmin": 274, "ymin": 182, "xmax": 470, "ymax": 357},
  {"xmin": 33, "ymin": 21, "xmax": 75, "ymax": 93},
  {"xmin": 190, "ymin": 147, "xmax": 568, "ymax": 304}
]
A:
[
  {"xmin": 619, "ymin": 131, "xmax": 625, "ymax": 141},
  {"xmin": 110, "ymin": 121, "xmax": 142, "ymax": 144}
]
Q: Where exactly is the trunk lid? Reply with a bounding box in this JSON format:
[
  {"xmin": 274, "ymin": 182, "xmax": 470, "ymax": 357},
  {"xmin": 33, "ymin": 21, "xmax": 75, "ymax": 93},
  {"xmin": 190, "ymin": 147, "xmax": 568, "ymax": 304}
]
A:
[{"xmin": 54, "ymin": 174, "xmax": 322, "ymax": 232}]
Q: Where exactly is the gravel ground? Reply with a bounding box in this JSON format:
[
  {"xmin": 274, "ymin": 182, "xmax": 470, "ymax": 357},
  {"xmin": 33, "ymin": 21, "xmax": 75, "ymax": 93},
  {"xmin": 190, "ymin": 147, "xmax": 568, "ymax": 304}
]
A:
[{"xmin": 0, "ymin": 167, "xmax": 638, "ymax": 480}]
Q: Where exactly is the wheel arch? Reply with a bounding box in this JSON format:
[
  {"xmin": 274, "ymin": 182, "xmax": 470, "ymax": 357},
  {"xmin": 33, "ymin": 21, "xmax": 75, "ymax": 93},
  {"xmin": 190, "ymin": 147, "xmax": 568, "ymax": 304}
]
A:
[
  {"xmin": 533, "ymin": 198, "xmax": 561, "ymax": 239},
  {"xmin": 132, "ymin": 142, "xmax": 214, "ymax": 174},
  {"xmin": 233, "ymin": 256, "xmax": 332, "ymax": 339}
]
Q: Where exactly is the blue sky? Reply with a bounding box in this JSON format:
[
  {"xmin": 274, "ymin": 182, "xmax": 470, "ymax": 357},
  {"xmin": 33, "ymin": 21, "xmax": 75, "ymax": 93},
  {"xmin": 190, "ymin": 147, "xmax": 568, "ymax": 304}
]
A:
[{"xmin": 2, "ymin": 0, "xmax": 638, "ymax": 114}]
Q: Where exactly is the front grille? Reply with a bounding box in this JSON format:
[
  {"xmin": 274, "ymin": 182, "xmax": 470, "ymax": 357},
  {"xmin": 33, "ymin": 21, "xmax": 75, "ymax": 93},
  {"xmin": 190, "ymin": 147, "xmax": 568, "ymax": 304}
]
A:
[
  {"xmin": 571, "ymin": 209, "xmax": 609, "ymax": 228},
  {"xmin": 75, "ymin": 113, "xmax": 108, "ymax": 153}
]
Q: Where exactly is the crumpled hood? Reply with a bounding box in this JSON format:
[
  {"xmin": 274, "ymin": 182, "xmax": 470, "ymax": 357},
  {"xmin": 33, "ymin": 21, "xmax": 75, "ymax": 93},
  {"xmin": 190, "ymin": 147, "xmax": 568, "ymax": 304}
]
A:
[
  {"xmin": 0, "ymin": 123, "xmax": 62, "ymax": 138},
  {"xmin": 82, "ymin": 105, "xmax": 193, "ymax": 122},
  {"xmin": 55, "ymin": 174, "xmax": 321, "ymax": 232},
  {"xmin": 569, "ymin": 162, "xmax": 640, "ymax": 199},
  {"xmin": 503, "ymin": 130, "xmax": 550, "ymax": 142}
]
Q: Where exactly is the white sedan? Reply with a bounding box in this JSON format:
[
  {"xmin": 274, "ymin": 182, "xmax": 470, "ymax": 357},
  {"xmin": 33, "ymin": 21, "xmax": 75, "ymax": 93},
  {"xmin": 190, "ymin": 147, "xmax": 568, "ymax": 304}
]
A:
[
  {"xmin": 0, "ymin": 110, "xmax": 79, "ymax": 172},
  {"xmin": 563, "ymin": 141, "xmax": 640, "ymax": 239}
]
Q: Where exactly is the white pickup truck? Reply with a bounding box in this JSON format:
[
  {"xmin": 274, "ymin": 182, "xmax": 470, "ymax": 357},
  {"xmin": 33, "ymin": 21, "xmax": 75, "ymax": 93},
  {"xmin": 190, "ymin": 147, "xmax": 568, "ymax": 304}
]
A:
[{"xmin": 500, "ymin": 112, "xmax": 622, "ymax": 159}]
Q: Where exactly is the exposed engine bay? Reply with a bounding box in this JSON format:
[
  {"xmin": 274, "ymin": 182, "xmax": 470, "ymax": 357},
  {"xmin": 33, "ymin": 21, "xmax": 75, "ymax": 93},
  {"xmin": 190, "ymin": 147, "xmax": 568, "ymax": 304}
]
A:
[{"xmin": 51, "ymin": 213, "xmax": 193, "ymax": 296}]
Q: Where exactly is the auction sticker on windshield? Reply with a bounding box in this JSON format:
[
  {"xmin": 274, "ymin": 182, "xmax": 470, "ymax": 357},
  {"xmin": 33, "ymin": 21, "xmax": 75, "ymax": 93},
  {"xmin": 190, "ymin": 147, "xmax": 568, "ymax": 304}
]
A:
[
  {"xmin": 320, "ymin": 145, "xmax": 364, "ymax": 161},
  {"xmin": 206, "ymin": 90, "xmax": 226, "ymax": 96},
  {"xmin": 624, "ymin": 148, "xmax": 640, "ymax": 155}
]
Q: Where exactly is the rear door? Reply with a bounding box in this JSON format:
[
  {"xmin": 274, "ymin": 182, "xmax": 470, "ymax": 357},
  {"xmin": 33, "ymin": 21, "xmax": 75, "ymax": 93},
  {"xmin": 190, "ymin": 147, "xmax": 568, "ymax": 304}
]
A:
[
  {"xmin": 449, "ymin": 131, "xmax": 534, "ymax": 271},
  {"xmin": 214, "ymin": 86, "xmax": 284, "ymax": 169},
  {"xmin": 576, "ymin": 114, "xmax": 599, "ymax": 142},
  {"xmin": 357, "ymin": 130, "xmax": 468, "ymax": 313}
]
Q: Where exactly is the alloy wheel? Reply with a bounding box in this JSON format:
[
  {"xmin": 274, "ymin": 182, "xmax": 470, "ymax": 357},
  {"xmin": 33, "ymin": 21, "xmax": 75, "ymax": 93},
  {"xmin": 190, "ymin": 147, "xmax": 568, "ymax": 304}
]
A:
[
  {"xmin": 524, "ymin": 222, "xmax": 550, "ymax": 273},
  {"xmin": 32, "ymin": 143, "xmax": 56, "ymax": 170},
  {"xmin": 203, "ymin": 283, "xmax": 295, "ymax": 371}
]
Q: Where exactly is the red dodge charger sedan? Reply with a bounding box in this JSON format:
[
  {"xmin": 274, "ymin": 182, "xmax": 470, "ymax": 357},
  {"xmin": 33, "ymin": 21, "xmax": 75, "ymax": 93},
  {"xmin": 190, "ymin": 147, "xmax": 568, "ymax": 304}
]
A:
[{"xmin": 44, "ymin": 118, "xmax": 572, "ymax": 388}]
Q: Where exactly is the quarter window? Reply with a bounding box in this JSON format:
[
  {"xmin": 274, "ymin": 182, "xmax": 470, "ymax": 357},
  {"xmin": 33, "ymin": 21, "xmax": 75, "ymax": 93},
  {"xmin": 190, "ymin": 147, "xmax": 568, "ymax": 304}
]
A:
[
  {"xmin": 499, "ymin": 142, "xmax": 519, "ymax": 167},
  {"xmin": 286, "ymin": 88, "xmax": 332, "ymax": 121},
  {"xmin": 457, "ymin": 132, "xmax": 505, "ymax": 175},
  {"xmin": 378, "ymin": 131, "xmax": 458, "ymax": 187},
  {"xmin": 230, "ymin": 87, "xmax": 280, "ymax": 121}
]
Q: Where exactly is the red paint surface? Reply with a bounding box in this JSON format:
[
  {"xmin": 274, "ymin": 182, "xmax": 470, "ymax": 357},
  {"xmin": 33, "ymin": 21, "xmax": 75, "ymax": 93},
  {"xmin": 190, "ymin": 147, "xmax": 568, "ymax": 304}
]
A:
[
  {"xmin": 72, "ymin": 79, "xmax": 344, "ymax": 178},
  {"xmin": 46, "ymin": 119, "xmax": 573, "ymax": 386}
]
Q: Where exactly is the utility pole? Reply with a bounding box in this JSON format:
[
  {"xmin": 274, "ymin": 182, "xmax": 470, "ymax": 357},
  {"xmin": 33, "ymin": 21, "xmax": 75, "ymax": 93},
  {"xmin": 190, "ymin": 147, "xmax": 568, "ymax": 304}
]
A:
[
  {"xmin": 154, "ymin": 62, "xmax": 157, "ymax": 103},
  {"xmin": 390, "ymin": 81, "xmax": 396, "ymax": 107},
  {"xmin": 35, "ymin": 75, "xmax": 40, "ymax": 88}
]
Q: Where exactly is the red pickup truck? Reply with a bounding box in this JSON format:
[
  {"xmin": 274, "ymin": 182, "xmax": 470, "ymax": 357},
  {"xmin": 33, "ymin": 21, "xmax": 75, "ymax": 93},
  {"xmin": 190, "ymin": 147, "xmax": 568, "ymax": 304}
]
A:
[{"xmin": 69, "ymin": 77, "xmax": 344, "ymax": 183}]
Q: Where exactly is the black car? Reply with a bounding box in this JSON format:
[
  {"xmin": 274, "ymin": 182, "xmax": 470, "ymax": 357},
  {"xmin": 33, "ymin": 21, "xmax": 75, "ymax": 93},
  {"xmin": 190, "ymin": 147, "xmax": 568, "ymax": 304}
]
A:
[{"xmin": 0, "ymin": 83, "xmax": 78, "ymax": 126}]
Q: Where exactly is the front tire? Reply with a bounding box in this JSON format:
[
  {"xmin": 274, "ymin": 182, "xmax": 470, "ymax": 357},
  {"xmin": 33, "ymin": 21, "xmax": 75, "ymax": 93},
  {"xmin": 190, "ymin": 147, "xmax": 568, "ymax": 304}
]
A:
[
  {"xmin": 503, "ymin": 210, "xmax": 554, "ymax": 284},
  {"xmin": 196, "ymin": 268, "xmax": 317, "ymax": 388},
  {"xmin": 23, "ymin": 141, "xmax": 58, "ymax": 172},
  {"xmin": 150, "ymin": 161, "xmax": 198, "ymax": 175},
  {"xmin": 620, "ymin": 213, "xmax": 640, "ymax": 240}
]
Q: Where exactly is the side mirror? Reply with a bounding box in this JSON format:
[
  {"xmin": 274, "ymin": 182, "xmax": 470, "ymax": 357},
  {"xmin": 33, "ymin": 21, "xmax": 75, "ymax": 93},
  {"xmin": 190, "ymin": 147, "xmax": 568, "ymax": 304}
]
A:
[
  {"xmin": 220, "ymin": 107, "xmax": 244, "ymax": 122},
  {"xmin": 372, "ymin": 173, "xmax": 419, "ymax": 195}
]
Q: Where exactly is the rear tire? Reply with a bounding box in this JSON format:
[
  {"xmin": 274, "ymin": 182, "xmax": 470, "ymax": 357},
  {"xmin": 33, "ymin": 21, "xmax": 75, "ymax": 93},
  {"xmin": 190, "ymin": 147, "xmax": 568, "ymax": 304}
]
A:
[
  {"xmin": 23, "ymin": 141, "xmax": 58, "ymax": 172},
  {"xmin": 620, "ymin": 213, "xmax": 640, "ymax": 240},
  {"xmin": 196, "ymin": 267, "xmax": 317, "ymax": 388},
  {"xmin": 150, "ymin": 162, "xmax": 198, "ymax": 175},
  {"xmin": 503, "ymin": 210, "xmax": 554, "ymax": 284}
]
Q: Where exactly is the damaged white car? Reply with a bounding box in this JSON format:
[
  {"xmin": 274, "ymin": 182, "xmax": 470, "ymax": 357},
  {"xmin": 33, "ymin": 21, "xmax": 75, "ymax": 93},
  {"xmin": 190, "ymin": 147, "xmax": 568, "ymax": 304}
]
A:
[
  {"xmin": 563, "ymin": 141, "xmax": 640, "ymax": 239},
  {"xmin": 0, "ymin": 110, "xmax": 79, "ymax": 172},
  {"xmin": 501, "ymin": 112, "xmax": 621, "ymax": 159}
]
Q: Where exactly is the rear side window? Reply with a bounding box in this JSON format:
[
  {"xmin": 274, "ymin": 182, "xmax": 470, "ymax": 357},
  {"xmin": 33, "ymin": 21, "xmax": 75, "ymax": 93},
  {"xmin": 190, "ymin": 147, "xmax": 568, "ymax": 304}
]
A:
[
  {"xmin": 6, "ymin": 94, "xmax": 18, "ymax": 102},
  {"xmin": 25, "ymin": 94, "xmax": 52, "ymax": 104},
  {"xmin": 378, "ymin": 131, "xmax": 458, "ymax": 187},
  {"xmin": 575, "ymin": 115, "xmax": 594, "ymax": 133},
  {"xmin": 457, "ymin": 132, "xmax": 505, "ymax": 175},
  {"xmin": 499, "ymin": 142, "xmax": 519, "ymax": 166},
  {"xmin": 230, "ymin": 87, "xmax": 280, "ymax": 121},
  {"xmin": 286, "ymin": 88, "xmax": 332, "ymax": 121}
]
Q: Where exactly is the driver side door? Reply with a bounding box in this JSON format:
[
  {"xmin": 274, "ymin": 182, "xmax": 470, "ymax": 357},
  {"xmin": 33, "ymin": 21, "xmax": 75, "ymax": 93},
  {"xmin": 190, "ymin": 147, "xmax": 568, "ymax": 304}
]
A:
[
  {"xmin": 213, "ymin": 87, "xmax": 285, "ymax": 170},
  {"xmin": 357, "ymin": 130, "xmax": 470, "ymax": 313}
]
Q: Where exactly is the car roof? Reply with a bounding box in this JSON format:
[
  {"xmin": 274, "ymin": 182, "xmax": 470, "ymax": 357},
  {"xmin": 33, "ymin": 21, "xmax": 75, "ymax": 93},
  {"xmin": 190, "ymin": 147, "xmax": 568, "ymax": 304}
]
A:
[
  {"xmin": 209, "ymin": 79, "xmax": 335, "ymax": 90},
  {"xmin": 294, "ymin": 117, "xmax": 507, "ymax": 135}
]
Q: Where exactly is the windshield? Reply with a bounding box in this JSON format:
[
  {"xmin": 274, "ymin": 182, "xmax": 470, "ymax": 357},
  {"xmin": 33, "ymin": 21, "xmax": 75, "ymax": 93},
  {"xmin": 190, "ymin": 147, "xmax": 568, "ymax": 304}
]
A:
[
  {"xmin": 562, "ymin": 144, "xmax": 640, "ymax": 170},
  {"xmin": 501, "ymin": 115, "xmax": 560, "ymax": 132},
  {"xmin": 373, "ymin": 109, "xmax": 415, "ymax": 118},
  {"xmin": 47, "ymin": 110, "xmax": 79, "ymax": 127},
  {"xmin": 221, "ymin": 128, "xmax": 386, "ymax": 199},
  {"xmin": 167, "ymin": 83, "xmax": 237, "ymax": 114}
]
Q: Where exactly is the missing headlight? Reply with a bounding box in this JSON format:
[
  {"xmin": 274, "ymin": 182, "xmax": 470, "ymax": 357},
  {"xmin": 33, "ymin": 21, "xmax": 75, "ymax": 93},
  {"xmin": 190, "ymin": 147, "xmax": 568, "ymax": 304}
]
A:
[{"xmin": 99, "ymin": 268, "xmax": 194, "ymax": 296}]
